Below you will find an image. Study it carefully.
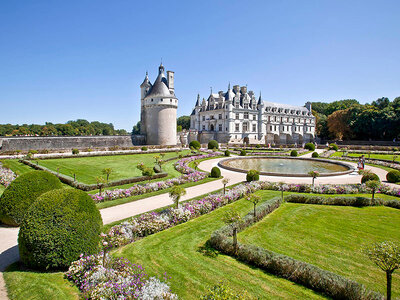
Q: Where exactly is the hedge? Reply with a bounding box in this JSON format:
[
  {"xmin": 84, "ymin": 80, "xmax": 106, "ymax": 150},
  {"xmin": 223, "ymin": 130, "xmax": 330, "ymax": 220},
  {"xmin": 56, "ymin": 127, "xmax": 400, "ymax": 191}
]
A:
[
  {"xmin": 304, "ymin": 143, "xmax": 315, "ymax": 151},
  {"xmin": 290, "ymin": 150, "xmax": 298, "ymax": 157},
  {"xmin": 0, "ymin": 171, "xmax": 62, "ymax": 226},
  {"xmin": 361, "ymin": 172, "xmax": 380, "ymax": 184},
  {"xmin": 210, "ymin": 167, "xmax": 221, "ymax": 178},
  {"xmin": 224, "ymin": 150, "xmax": 230, "ymax": 157},
  {"xmin": 189, "ymin": 140, "xmax": 201, "ymax": 150},
  {"xmin": 386, "ymin": 170, "xmax": 400, "ymax": 183},
  {"xmin": 208, "ymin": 140, "xmax": 219, "ymax": 150},
  {"xmin": 209, "ymin": 197, "xmax": 383, "ymax": 300},
  {"xmin": 246, "ymin": 170, "xmax": 259, "ymax": 182},
  {"xmin": 18, "ymin": 189, "xmax": 102, "ymax": 270}
]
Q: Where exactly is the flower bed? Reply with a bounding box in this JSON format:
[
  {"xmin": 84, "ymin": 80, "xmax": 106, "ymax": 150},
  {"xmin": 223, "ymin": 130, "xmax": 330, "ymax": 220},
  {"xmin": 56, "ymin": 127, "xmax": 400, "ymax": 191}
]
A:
[
  {"xmin": 90, "ymin": 152, "xmax": 221, "ymax": 203},
  {"xmin": 0, "ymin": 165, "xmax": 16, "ymax": 187},
  {"xmin": 330, "ymin": 156, "xmax": 400, "ymax": 171},
  {"xmin": 66, "ymin": 253, "xmax": 177, "ymax": 299}
]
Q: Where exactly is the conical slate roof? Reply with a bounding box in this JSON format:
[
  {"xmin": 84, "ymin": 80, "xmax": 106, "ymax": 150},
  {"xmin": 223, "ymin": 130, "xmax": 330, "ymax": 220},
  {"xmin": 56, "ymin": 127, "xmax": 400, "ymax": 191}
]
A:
[{"xmin": 144, "ymin": 66, "xmax": 176, "ymax": 99}]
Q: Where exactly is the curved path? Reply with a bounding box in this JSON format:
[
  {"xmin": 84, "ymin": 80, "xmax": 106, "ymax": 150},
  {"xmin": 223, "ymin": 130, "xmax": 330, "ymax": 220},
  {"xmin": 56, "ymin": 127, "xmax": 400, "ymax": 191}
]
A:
[{"xmin": 0, "ymin": 151, "xmax": 396, "ymax": 299}]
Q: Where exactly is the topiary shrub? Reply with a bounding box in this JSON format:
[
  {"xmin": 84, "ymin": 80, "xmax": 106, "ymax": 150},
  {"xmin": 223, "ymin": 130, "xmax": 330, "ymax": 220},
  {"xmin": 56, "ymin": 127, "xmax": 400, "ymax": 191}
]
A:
[
  {"xmin": 72, "ymin": 148, "xmax": 79, "ymax": 155},
  {"xmin": 208, "ymin": 140, "xmax": 219, "ymax": 150},
  {"xmin": 329, "ymin": 143, "xmax": 339, "ymax": 151},
  {"xmin": 240, "ymin": 150, "xmax": 247, "ymax": 156},
  {"xmin": 304, "ymin": 143, "xmax": 315, "ymax": 151},
  {"xmin": 312, "ymin": 152, "xmax": 319, "ymax": 158},
  {"xmin": 0, "ymin": 171, "xmax": 63, "ymax": 226},
  {"xmin": 386, "ymin": 170, "xmax": 400, "ymax": 183},
  {"xmin": 256, "ymin": 144, "xmax": 261, "ymax": 149},
  {"xmin": 189, "ymin": 140, "xmax": 201, "ymax": 150},
  {"xmin": 18, "ymin": 189, "xmax": 102, "ymax": 270},
  {"xmin": 246, "ymin": 169, "xmax": 260, "ymax": 182},
  {"xmin": 224, "ymin": 150, "xmax": 230, "ymax": 157},
  {"xmin": 153, "ymin": 164, "xmax": 162, "ymax": 173},
  {"xmin": 290, "ymin": 150, "xmax": 298, "ymax": 157},
  {"xmin": 141, "ymin": 146, "xmax": 148, "ymax": 151},
  {"xmin": 361, "ymin": 172, "xmax": 380, "ymax": 184},
  {"xmin": 210, "ymin": 167, "xmax": 221, "ymax": 178}
]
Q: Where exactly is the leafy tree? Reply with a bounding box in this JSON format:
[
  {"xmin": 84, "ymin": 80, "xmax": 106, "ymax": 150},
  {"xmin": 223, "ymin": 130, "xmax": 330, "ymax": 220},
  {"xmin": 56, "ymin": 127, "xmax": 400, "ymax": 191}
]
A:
[
  {"xmin": 371, "ymin": 97, "xmax": 390, "ymax": 110},
  {"xmin": 366, "ymin": 180, "xmax": 380, "ymax": 200},
  {"xmin": 177, "ymin": 115, "xmax": 191, "ymax": 130},
  {"xmin": 365, "ymin": 241, "xmax": 400, "ymax": 300},
  {"xmin": 223, "ymin": 209, "xmax": 242, "ymax": 252},
  {"xmin": 327, "ymin": 109, "xmax": 353, "ymax": 140},
  {"xmin": 245, "ymin": 194, "xmax": 261, "ymax": 219},
  {"xmin": 222, "ymin": 178, "xmax": 230, "ymax": 194},
  {"xmin": 102, "ymin": 168, "xmax": 113, "ymax": 183},
  {"xmin": 169, "ymin": 185, "xmax": 186, "ymax": 208},
  {"xmin": 308, "ymin": 171, "xmax": 319, "ymax": 186},
  {"xmin": 95, "ymin": 176, "xmax": 106, "ymax": 195}
]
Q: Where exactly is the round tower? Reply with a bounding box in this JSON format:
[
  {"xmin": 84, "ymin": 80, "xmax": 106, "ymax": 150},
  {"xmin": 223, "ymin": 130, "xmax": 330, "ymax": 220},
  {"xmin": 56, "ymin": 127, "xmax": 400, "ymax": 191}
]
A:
[{"xmin": 142, "ymin": 63, "xmax": 178, "ymax": 145}]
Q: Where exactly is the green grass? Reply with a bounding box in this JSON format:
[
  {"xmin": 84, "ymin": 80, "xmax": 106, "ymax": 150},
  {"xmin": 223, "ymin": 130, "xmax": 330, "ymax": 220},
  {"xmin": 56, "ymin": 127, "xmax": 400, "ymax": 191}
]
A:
[
  {"xmin": 0, "ymin": 184, "xmax": 5, "ymax": 195},
  {"xmin": 114, "ymin": 190, "xmax": 324, "ymax": 299},
  {"xmin": 239, "ymin": 191, "xmax": 400, "ymax": 298},
  {"xmin": 332, "ymin": 151, "xmax": 400, "ymax": 162},
  {"xmin": 4, "ymin": 262, "xmax": 79, "ymax": 300},
  {"xmin": 36, "ymin": 151, "xmax": 190, "ymax": 184},
  {"xmin": 0, "ymin": 160, "xmax": 33, "ymax": 175},
  {"xmin": 288, "ymin": 191, "xmax": 400, "ymax": 201}
]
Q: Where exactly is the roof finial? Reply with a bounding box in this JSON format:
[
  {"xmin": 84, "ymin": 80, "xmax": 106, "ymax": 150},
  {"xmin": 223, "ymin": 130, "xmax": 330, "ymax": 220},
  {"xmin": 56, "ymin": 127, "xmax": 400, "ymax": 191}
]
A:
[
  {"xmin": 210, "ymin": 87, "xmax": 212, "ymax": 94},
  {"xmin": 228, "ymin": 82, "xmax": 231, "ymax": 90},
  {"xmin": 146, "ymin": 70, "xmax": 148, "ymax": 76}
]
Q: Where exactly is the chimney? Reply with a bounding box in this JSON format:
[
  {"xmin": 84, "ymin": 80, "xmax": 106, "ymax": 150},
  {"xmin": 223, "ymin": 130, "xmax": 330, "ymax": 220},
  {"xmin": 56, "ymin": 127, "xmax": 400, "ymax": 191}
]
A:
[
  {"xmin": 233, "ymin": 85, "xmax": 240, "ymax": 93},
  {"xmin": 305, "ymin": 101, "xmax": 312, "ymax": 112},
  {"xmin": 167, "ymin": 71, "xmax": 174, "ymax": 92}
]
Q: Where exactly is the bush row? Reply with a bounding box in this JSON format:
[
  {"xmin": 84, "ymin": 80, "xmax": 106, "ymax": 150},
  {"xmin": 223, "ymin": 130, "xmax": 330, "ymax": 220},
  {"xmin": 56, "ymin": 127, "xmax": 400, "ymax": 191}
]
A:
[
  {"xmin": 210, "ymin": 197, "xmax": 383, "ymax": 300},
  {"xmin": 19, "ymin": 159, "xmax": 168, "ymax": 191},
  {"xmin": 285, "ymin": 194, "xmax": 400, "ymax": 209}
]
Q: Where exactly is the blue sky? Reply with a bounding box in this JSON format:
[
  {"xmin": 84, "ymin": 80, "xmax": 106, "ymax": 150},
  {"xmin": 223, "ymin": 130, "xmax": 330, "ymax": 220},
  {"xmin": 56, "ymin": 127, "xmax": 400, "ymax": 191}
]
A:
[{"xmin": 1, "ymin": 0, "xmax": 399, "ymax": 130}]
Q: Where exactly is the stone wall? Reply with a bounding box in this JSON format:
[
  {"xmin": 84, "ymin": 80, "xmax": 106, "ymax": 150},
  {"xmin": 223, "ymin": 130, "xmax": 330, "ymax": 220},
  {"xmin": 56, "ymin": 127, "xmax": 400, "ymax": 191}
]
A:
[{"xmin": 0, "ymin": 135, "xmax": 146, "ymax": 151}]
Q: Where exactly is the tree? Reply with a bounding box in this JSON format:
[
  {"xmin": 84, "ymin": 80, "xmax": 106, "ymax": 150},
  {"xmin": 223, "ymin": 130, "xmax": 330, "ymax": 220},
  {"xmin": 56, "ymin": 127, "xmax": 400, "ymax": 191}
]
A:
[
  {"xmin": 365, "ymin": 241, "xmax": 400, "ymax": 300},
  {"xmin": 245, "ymin": 194, "xmax": 261, "ymax": 219},
  {"xmin": 327, "ymin": 109, "xmax": 353, "ymax": 140},
  {"xmin": 177, "ymin": 116, "xmax": 191, "ymax": 130},
  {"xmin": 131, "ymin": 121, "xmax": 141, "ymax": 135},
  {"xmin": 222, "ymin": 178, "xmax": 230, "ymax": 194},
  {"xmin": 102, "ymin": 168, "xmax": 113, "ymax": 183},
  {"xmin": 308, "ymin": 171, "xmax": 319, "ymax": 186},
  {"xmin": 193, "ymin": 161, "xmax": 200, "ymax": 170},
  {"xmin": 366, "ymin": 180, "xmax": 381, "ymax": 200},
  {"xmin": 169, "ymin": 185, "xmax": 186, "ymax": 208},
  {"xmin": 223, "ymin": 210, "xmax": 242, "ymax": 252},
  {"xmin": 95, "ymin": 176, "xmax": 106, "ymax": 195}
]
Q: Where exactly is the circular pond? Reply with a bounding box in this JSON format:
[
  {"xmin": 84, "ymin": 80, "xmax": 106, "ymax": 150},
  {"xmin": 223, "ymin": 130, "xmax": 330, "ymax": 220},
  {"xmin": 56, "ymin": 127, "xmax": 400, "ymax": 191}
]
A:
[{"xmin": 218, "ymin": 157, "xmax": 354, "ymax": 177}]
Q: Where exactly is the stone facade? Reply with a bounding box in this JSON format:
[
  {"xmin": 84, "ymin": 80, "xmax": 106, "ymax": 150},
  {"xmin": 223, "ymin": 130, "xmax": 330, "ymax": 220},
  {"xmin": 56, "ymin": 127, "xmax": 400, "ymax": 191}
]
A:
[
  {"xmin": 190, "ymin": 84, "xmax": 315, "ymax": 145},
  {"xmin": 140, "ymin": 64, "xmax": 178, "ymax": 145}
]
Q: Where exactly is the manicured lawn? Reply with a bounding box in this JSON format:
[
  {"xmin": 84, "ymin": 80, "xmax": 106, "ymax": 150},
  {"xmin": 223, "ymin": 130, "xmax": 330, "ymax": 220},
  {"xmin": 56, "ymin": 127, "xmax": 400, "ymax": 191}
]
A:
[
  {"xmin": 114, "ymin": 190, "xmax": 325, "ymax": 299},
  {"xmin": 4, "ymin": 263, "xmax": 79, "ymax": 300},
  {"xmin": 0, "ymin": 160, "xmax": 33, "ymax": 175},
  {"xmin": 331, "ymin": 151, "xmax": 400, "ymax": 162},
  {"xmin": 239, "ymin": 193, "xmax": 400, "ymax": 298},
  {"xmin": 36, "ymin": 151, "xmax": 190, "ymax": 184},
  {"xmin": 0, "ymin": 184, "xmax": 5, "ymax": 195}
]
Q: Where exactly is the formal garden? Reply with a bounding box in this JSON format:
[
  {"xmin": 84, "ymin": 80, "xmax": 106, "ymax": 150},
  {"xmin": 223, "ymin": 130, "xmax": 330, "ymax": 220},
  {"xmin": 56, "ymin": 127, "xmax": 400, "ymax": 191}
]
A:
[{"xmin": 0, "ymin": 141, "xmax": 399, "ymax": 299}]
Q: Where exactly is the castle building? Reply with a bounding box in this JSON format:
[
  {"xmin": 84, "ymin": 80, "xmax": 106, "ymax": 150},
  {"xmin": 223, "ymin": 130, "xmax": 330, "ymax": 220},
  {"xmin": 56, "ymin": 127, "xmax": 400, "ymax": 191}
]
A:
[
  {"xmin": 189, "ymin": 84, "xmax": 315, "ymax": 145},
  {"xmin": 140, "ymin": 64, "xmax": 178, "ymax": 145}
]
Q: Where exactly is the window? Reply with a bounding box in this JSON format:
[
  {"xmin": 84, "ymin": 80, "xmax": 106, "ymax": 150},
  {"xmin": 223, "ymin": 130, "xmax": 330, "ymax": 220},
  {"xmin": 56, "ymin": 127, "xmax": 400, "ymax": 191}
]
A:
[
  {"xmin": 218, "ymin": 124, "xmax": 223, "ymax": 131},
  {"xmin": 202, "ymin": 116, "xmax": 205, "ymax": 121},
  {"xmin": 274, "ymin": 125, "xmax": 277, "ymax": 131},
  {"xmin": 210, "ymin": 115, "xmax": 214, "ymax": 120},
  {"xmin": 244, "ymin": 104, "xmax": 248, "ymax": 109},
  {"xmin": 202, "ymin": 125, "xmax": 205, "ymax": 130},
  {"xmin": 270, "ymin": 125, "xmax": 272, "ymax": 131},
  {"xmin": 243, "ymin": 123, "xmax": 248, "ymax": 132},
  {"xmin": 235, "ymin": 102, "xmax": 239, "ymax": 108},
  {"xmin": 235, "ymin": 124, "xmax": 240, "ymax": 132},
  {"xmin": 218, "ymin": 114, "xmax": 222, "ymax": 119},
  {"xmin": 244, "ymin": 112, "xmax": 249, "ymax": 119},
  {"xmin": 253, "ymin": 115, "xmax": 256, "ymax": 120},
  {"xmin": 235, "ymin": 113, "xmax": 239, "ymax": 120},
  {"xmin": 252, "ymin": 124, "xmax": 256, "ymax": 132}
]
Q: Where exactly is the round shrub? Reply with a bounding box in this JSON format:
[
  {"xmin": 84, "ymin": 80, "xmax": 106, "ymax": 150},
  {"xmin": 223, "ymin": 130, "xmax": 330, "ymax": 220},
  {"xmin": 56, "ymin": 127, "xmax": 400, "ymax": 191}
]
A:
[
  {"xmin": 329, "ymin": 143, "xmax": 339, "ymax": 151},
  {"xmin": 312, "ymin": 152, "xmax": 319, "ymax": 158},
  {"xmin": 256, "ymin": 144, "xmax": 261, "ymax": 149},
  {"xmin": 72, "ymin": 148, "xmax": 79, "ymax": 155},
  {"xmin": 290, "ymin": 150, "xmax": 298, "ymax": 157},
  {"xmin": 189, "ymin": 140, "xmax": 201, "ymax": 150},
  {"xmin": 153, "ymin": 164, "xmax": 162, "ymax": 173},
  {"xmin": 240, "ymin": 150, "xmax": 247, "ymax": 156},
  {"xmin": 210, "ymin": 167, "xmax": 221, "ymax": 178},
  {"xmin": 361, "ymin": 172, "xmax": 380, "ymax": 184},
  {"xmin": 18, "ymin": 189, "xmax": 102, "ymax": 270},
  {"xmin": 224, "ymin": 150, "xmax": 230, "ymax": 157},
  {"xmin": 141, "ymin": 146, "xmax": 148, "ymax": 151},
  {"xmin": 246, "ymin": 169, "xmax": 260, "ymax": 182},
  {"xmin": 304, "ymin": 143, "xmax": 315, "ymax": 151},
  {"xmin": 208, "ymin": 140, "xmax": 219, "ymax": 150},
  {"xmin": 0, "ymin": 171, "xmax": 63, "ymax": 226},
  {"xmin": 386, "ymin": 170, "xmax": 400, "ymax": 183}
]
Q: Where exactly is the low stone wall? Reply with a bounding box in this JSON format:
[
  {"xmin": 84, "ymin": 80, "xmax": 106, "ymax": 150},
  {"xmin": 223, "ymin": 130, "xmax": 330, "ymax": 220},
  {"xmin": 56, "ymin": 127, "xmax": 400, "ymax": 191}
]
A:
[{"xmin": 0, "ymin": 135, "xmax": 146, "ymax": 151}]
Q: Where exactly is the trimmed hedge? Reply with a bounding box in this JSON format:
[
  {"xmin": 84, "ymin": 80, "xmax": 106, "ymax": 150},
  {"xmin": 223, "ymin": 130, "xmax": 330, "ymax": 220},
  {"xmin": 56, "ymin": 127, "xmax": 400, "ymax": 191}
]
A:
[
  {"xmin": 18, "ymin": 189, "xmax": 102, "ymax": 270},
  {"xmin": 246, "ymin": 170, "xmax": 259, "ymax": 182},
  {"xmin": 312, "ymin": 152, "xmax": 319, "ymax": 158},
  {"xmin": 386, "ymin": 170, "xmax": 400, "ymax": 183},
  {"xmin": 224, "ymin": 150, "xmax": 230, "ymax": 157},
  {"xmin": 210, "ymin": 167, "xmax": 221, "ymax": 178},
  {"xmin": 304, "ymin": 143, "xmax": 315, "ymax": 151},
  {"xmin": 210, "ymin": 197, "xmax": 383, "ymax": 300},
  {"xmin": 189, "ymin": 140, "xmax": 201, "ymax": 150},
  {"xmin": 329, "ymin": 143, "xmax": 339, "ymax": 151},
  {"xmin": 240, "ymin": 150, "xmax": 246, "ymax": 156},
  {"xmin": 290, "ymin": 150, "xmax": 298, "ymax": 157},
  {"xmin": 208, "ymin": 140, "xmax": 219, "ymax": 150},
  {"xmin": 361, "ymin": 172, "xmax": 380, "ymax": 184},
  {"xmin": 0, "ymin": 171, "xmax": 62, "ymax": 226}
]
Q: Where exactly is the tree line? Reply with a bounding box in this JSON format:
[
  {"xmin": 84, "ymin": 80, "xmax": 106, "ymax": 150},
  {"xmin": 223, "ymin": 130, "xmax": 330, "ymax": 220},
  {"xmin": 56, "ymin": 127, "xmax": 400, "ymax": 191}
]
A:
[
  {"xmin": 313, "ymin": 97, "xmax": 400, "ymax": 141},
  {"xmin": 131, "ymin": 116, "xmax": 191, "ymax": 134},
  {"xmin": 0, "ymin": 119, "xmax": 128, "ymax": 137}
]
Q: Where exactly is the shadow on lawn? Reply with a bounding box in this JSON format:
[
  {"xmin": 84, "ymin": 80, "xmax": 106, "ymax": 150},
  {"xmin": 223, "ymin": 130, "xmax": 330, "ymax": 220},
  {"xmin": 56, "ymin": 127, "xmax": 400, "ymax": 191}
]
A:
[{"xmin": 197, "ymin": 240, "xmax": 219, "ymax": 258}]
